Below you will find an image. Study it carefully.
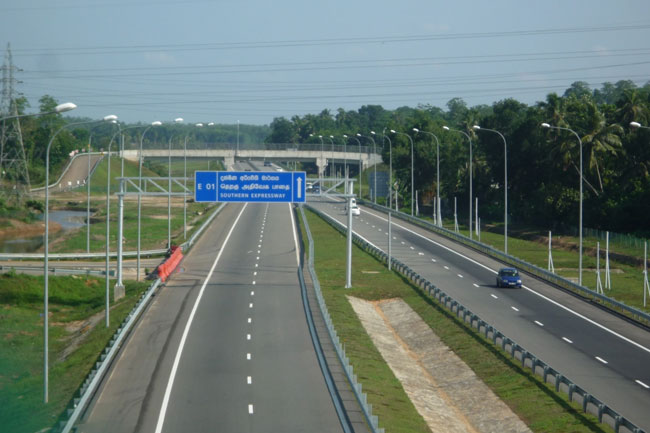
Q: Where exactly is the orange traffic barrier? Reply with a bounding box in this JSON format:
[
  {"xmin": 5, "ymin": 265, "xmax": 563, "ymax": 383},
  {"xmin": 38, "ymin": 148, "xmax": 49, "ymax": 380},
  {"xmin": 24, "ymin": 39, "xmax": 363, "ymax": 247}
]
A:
[{"xmin": 158, "ymin": 246, "xmax": 184, "ymax": 282}]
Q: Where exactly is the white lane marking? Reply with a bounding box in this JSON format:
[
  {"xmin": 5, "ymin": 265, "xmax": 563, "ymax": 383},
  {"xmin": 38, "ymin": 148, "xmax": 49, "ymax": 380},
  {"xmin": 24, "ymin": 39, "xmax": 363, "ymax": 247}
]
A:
[
  {"xmin": 410, "ymin": 246, "xmax": 415, "ymax": 250},
  {"xmin": 431, "ymin": 258, "xmax": 436, "ymax": 262},
  {"xmin": 371, "ymin": 225, "xmax": 375, "ymax": 228},
  {"xmin": 257, "ymin": 250, "xmax": 261, "ymax": 254},
  {"xmin": 457, "ymin": 274, "xmax": 463, "ymax": 278},
  {"xmin": 636, "ymin": 380, "xmax": 650, "ymax": 389},
  {"xmin": 595, "ymin": 356, "xmax": 608, "ymax": 364},
  {"xmin": 247, "ymin": 376, "xmax": 252, "ymax": 384},
  {"xmin": 155, "ymin": 203, "xmax": 249, "ymax": 433},
  {"xmin": 249, "ymin": 303, "xmax": 253, "ymax": 308},
  {"xmin": 255, "ymin": 263, "xmax": 258, "ymax": 268},
  {"xmin": 393, "ymin": 237, "xmax": 397, "ymax": 240},
  {"xmin": 256, "ymin": 256, "xmax": 259, "ymax": 260},
  {"xmin": 289, "ymin": 203, "xmax": 300, "ymax": 266},
  {"xmin": 247, "ymin": 334, "xmax": 251, "ymax": 340},
  {"xmin": 511, "ymin": 306, "xmax": 520, "ymax": 312},
  {"xmin": 401, "ymin": 241, "xmax": 405, "ymax": 245},
  {"xmin": 491, "ymin": 294, "xmax": 498, "ymax": 299},
  {"xmin": 535, "ymin": 320, "xmax": 544, "ymax": 327},
  {"xmin": 378, "ymin": 228, "xmax": 382, "ymax": 232},
  {"xmin": 258, "ymin": 244, "xmax": 261, "ymax": 248},
  {"xmin": 246, "ymin": 353, "xmax": 251, "ymax": 360},
  {"xmin": 250, "ymin": 291, "xmax": 254, "ymax": 296},
  {"xmin": 563, "ymin": 337, "xmax": 573, "ymax": 344},
  {"xmin": 248, "ymin": 404, "xmax": 254, "ymax": 414},
  {"xmin": 443, "ymin": 265, "xmax": 449, "ymax": 270},
  {"xmin": 350, "ymin": 207, "xmax": 650, "ymax": 356},
  {"xmin": 252, "ymin": 281, "xmax": 256, "ymax": 285},
  {"xmin": 418, "ymin": 252, "xmax": 424, "ymax": 255},
  {"xmin": 253, "ymin": 271, "xmax": 257, "ymax": 276},
  {"xmin": 473, "ymin": 283, "xmax": 479, "ymax": 288},
  {"xmin": 248, "ymin": 317, "xmax": 252, "ymax": 323}
]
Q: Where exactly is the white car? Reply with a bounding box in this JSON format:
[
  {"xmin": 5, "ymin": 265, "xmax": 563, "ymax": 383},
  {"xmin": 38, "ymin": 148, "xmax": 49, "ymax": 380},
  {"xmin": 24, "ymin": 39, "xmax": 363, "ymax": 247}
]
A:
[{"xmin": 348, "ymin": 204, "xmax": 361, "ymax": 216}]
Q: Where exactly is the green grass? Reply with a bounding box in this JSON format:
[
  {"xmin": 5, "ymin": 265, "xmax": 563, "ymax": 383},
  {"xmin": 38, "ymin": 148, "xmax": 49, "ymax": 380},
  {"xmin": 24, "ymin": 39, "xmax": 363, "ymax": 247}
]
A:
[
  {"xmin": 0, "ymin": 272, "xmax": 150, "ymax": 433},
  {"xmin": 299, "ymin": 208, "xmax": 610, "ymax": 433}
]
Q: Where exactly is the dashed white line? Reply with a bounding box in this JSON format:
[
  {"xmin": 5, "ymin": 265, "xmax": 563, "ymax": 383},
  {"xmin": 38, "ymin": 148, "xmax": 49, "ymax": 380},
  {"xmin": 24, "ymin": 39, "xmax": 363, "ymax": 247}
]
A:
[
  {"xmin": 255, "ymin": 263, "xmax": 258, "ymax": 268},
  {"xmin": 248, "ymin": 317, "xmax": 252, "ymax": 323},
  {"xmin": 491, "ymin": 294, "xmax": 498, "ymax": 299},
  {"xmin": 256, "ymin": 256, "xmax": 259, "ymax": 260},
  {"xmin": 250, "ymin": 291, "xmax": 254, "ymax": 296},
  {"xmin": 534, "ymin": 320, "xmax": 544, "ymax": 327},
  {"xmin": 511, "ymin": 306, "xmax": 520, "ymax": 312},
  {"xmin": 253, "ymin": 271, "xmax": 257, "ymax": 276},
  {"xmin": 595, "ymin": 356, "xmax": 608, "ymax": 364},
  {"xmin": 246, "ymin": 334, "xmax": 251, "ymax": 340},
  {"xmin": 247, "ymin": 376, "xmax": 252, "ymax": 384},
  {"xmin": 473, "ymin": 283, "xmax": 479, "ymax": 288},
  {"xmin": 431, "ymin": 258, "xmax": 436, "ymax": 262},
  {"xmin": 410, "ymin": 246, "xmax": 415, "ymax": 250},
  {"xmin": 457, "ymin": 274, "xmax": 464, "ymax": 278},
  {"xmin": 562, "ymin": 337, "xmax": 573, "ymax": 344},
  {"xmin": 246, "ymin": 353, "xmax": 251, "ymax": 360},
  {"xmin": 418, "ymin": 252, "xmax": 424, "ymax": 255},
  {"xmin": 257, "ymin": 250, "xmax": 261, "ymax": 254},
  {"xmin": 443, "ymin": 265, "xmax": 449, "ymax": 270},
  {"xmin": 401, "ymin": 241, "xmax": 405, "ymax": 245},
  {"xmin": 248, "ymin": 404, "xmax": 254, "ymax": 414},
  {"xmin": 636, "ymin": 380, "xmax": 650, "ymax": 389},
  {"xmin": 249, "ymin": 303, "xmax": 253, "ymax": 308}
]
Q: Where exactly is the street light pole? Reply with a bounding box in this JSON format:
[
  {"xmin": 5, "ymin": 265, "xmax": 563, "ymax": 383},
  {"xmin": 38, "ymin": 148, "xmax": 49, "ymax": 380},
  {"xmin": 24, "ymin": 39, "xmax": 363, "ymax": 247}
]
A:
[
  {"xmin": 0, "ymin": 102, "xmax": 76, "ymax": 122},
  {"xmin": 326, "ymin": 135, "xmax": 335, "ymax": 177},
  {"xmin": 46, "ymin": 114, "xmax": 120, "ymax": 406},
  {"xmin": 473, "ymin": 125, "xmax": 508, "ymax": 254},
  {"xmin": 137, "ymin": 121, "xmax": 162, "ymax": 281},
  {"xmin": 390, "ymin": 130, "xmax": 415, "ymax": 216},
  {"xmin": 348, "ymin": 135, "xmax": 362, "ymax": 197},
  {"xmin": 370, "ymin": 131, "xmax": 378, "ymax": 203},
  {"xmin": 443, "ymin": 126, "xmax": 473, "ymax": 239},
  {"xmin": 413, "ymin": 128, "xmax": 441, "ymax": 226},
  {"xmin": 542, "ymin": 122, "xmax": 583, "ymax": 285},
  {"xmin": 169, "ymin": 118, "xmax": 184, "ymax": 248},
  {"xmin": 383, "ymin": 131, "xmax": 392, "ymax": 210}
]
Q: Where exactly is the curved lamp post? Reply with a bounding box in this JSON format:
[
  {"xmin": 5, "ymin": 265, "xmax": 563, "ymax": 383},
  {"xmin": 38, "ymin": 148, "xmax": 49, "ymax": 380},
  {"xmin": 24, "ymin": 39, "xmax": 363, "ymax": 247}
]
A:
[
  {"xmin": 413, "ymin": 128, "xmax": 441, "ymax": 226},
  {"xmin": 137, "ymin": 121, "xmax": 162, "ymax": 281},
  {"xmin": 382, "ymin": 130, "xmax": 392, "ymax": 210},
  {"xmin": 390, "ymin": 130, "xmax": 415, "ymax": 216},
  {"xmin": 45, "ymin": 111, "xmax": 121, "ymax": 405},
  {"xmin": 473, "ymin": 125, "xmax": 508, "ymax": 253},
  {"xmin": 183, "ymin": 123, "xmax": 203, "ymax": 239},
  {"xmin": 0, "ymin": 102, "xmax": 76, "ymax": 122},
  {"xmin": 309, "ymin": 133, "xmax": 325, "ymax": 178},
  {"xmin": 630, "ymin": 121, "xmax": 650, "ymax": 130},
  {"xmin": 443, "ymin": 126, "xmax": 473, "ymax": 239},
  {"xmin": 357, "ymin": 133, "xmax": 377, "ymax": 203},
  {"xmin": 326, "ymin": 135, "xmax": 335, "ymax": 177},
  {"xmin": 542, "ymin": 122, "xmax": 584, "ymax": 285},
  {"xmin": 168, "ymin": 118, "xmax": 184, "ymax": 248},
  {"xmin": 347, "ymin": 134, "xmax": 362, "ymax": 197}
]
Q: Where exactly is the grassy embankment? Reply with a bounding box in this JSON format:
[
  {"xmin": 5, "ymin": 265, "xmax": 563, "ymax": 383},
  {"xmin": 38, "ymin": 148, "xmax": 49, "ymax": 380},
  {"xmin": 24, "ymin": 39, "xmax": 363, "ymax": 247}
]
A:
[
  {"xmin": 298, "ymin": 208, "xmax": 610, "ymax": 433},
  {"xmin": 0, "ymin": 273, "xmax": 149, "ymax": 433}
]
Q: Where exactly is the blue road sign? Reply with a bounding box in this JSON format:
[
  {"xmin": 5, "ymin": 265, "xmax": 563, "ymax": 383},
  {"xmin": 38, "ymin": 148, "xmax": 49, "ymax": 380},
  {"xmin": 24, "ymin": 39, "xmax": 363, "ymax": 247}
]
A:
[{"xmin": 195, "ymin": 171, "xmax": 306, "ymax": 203}]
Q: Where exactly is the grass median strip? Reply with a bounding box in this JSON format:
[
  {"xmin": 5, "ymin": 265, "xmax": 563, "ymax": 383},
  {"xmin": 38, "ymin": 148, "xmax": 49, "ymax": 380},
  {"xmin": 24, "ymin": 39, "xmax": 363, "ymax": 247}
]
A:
[{"xmin": 299, "ymin": 208, "xmax": 610, "ymax": 433}]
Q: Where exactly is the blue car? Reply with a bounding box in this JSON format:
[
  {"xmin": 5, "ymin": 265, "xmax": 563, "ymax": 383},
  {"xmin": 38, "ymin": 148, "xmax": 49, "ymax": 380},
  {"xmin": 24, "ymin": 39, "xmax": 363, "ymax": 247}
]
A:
[{"xmin": 496, "ymin": 268, "xmax": 522, "ymax": 288}]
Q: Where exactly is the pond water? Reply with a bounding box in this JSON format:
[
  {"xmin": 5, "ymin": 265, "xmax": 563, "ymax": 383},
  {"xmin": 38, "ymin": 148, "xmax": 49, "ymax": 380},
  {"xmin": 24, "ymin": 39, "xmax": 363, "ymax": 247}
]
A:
[{"xmin": 0, "ymin": 210, "xmax": 89, "ymax": 253}]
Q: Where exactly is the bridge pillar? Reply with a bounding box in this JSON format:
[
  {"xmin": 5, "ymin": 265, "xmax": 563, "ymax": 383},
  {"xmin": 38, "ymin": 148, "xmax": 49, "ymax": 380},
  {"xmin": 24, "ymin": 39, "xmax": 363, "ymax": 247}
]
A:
[
  {"xmin": 224, "ymin": 155, "xmax": 235, "ymax": 171},
  {"xmin": 316, "ymin": 157, "xmax": 328, "ymax": 177}
]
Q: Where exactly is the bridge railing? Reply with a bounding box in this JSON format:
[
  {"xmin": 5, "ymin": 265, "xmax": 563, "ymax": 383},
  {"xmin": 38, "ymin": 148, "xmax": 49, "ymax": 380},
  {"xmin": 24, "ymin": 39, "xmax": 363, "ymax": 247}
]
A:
[
  {"xmin": 134, "ymin": 141, "xmax": 379, "ymax": 154},
  {"xmin": 305, "ymin": 203, "xmax": 645, "ymax": 433}
]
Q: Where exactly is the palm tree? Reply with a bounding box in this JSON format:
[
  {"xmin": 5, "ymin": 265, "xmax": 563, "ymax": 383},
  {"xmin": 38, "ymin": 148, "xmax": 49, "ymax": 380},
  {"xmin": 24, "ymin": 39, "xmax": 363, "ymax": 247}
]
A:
[
  {"xmin": 617, "ymin": 89, "xmax": 649, "ymax": 126},
  {"xmin": 581, "ymin": 101, "xmax": 624, "ymax": 191}
]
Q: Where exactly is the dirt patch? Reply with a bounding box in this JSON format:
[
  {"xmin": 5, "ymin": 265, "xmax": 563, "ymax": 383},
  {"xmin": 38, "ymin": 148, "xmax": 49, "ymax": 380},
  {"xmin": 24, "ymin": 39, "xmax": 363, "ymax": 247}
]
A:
[
  {"xmin": 56, "ymin": 309, "xmax": 107, "ymax": 363},
  {"xmin": 347, "ymin": 296, "xmax": 531, "ymax": 433},
  {"xmin": 0, "ymin": 218, "xmax": 62, "ymax": 238}
]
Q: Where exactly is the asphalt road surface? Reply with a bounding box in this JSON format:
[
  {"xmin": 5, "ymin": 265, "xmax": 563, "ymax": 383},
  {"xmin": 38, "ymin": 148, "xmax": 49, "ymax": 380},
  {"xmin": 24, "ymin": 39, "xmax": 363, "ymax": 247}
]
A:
[
  {"xmin": 77, "ymin": 185, "xmax": 343, "ymax": 431},
  {"xmin": 308, "ymin": 196, "xmax": 650, "ymax": 431}
]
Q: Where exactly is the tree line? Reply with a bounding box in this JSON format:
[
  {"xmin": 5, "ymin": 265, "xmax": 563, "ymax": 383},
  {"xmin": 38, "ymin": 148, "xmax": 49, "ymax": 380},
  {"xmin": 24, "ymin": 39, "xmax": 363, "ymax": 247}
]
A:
[{"xmin": 265, "ymin": 80, "xmax": 650, "ymax": 236}]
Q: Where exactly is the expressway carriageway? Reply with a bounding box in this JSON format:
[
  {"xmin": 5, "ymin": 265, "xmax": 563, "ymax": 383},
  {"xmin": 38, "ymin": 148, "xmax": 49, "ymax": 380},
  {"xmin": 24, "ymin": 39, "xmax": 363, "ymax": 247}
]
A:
[
  {"xmin": 307, "ymin": 196, "xmax": 650, "ymax": 431},
  {"xmin": 76, "ymin": 163, "xmax": 347, "ymax": 433}
]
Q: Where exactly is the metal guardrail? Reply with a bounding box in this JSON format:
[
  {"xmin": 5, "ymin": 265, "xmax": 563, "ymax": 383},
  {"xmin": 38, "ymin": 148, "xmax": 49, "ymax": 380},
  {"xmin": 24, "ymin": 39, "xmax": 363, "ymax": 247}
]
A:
[
  {"xmin": 358, "ymin": 200, "xmax": 650, "ymax": 327},
  {"xmin": 0, "ymin": 264, "xmax": 114, "ymax": 277},
  {"xmin": 0, "ymin": 249, "xmax": 168, "ymax": 261},
  {"xmin": 54, "ymin": 202, "xmax": 228, "ymax": 433},
  {"xmin": 306, "ymin": 203, "xmax": 645, "ymax": 433},
  {"xmin": 299, "ymin": 205, "xmax": 384, "ymax": 433}
]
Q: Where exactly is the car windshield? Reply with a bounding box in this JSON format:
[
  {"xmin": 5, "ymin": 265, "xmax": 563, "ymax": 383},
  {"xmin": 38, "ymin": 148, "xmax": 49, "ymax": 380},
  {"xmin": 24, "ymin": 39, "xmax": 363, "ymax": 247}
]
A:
[{"xmin": 500, "ymin": 269, "xmax": 518, "ymax": 277}]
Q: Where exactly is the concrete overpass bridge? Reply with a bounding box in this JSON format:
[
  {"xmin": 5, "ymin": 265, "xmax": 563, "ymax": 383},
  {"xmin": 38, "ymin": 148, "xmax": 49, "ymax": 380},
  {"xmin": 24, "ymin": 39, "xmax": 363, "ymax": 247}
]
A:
[{"xmin": 122, "ymin": 143, "xmax": 382, "ymax": 175}]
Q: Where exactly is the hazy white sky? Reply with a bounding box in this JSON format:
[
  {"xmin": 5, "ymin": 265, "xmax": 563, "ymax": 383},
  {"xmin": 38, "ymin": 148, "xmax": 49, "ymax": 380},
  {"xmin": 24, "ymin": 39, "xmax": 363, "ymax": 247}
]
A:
[{"xmin": 1, "ymin": 0, "xmax": 649, "ymax": 125}]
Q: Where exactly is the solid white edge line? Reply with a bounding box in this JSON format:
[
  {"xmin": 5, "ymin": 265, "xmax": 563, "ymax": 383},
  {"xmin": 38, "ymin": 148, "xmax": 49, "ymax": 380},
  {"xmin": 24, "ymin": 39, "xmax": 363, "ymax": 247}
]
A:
[
  {"xmin": 535, "ymin": 320, "xmax": 544, "ymax": 327},
  {"xmin": 635, "ymin": 380, "xmax": 650, "ymax": 389},
  {"xmin": 154, "ymin": 203, "xmax": 249, "ymax": 433},
  {"xmin": 595, "ymin": 356, "xmax": 608, "ymax": 364},
  {"xmin": 353, "ymin": 206, "xmax": 650, "ymax": 356},
  {"xmin": 473, "ymin": 283, "xmax": 479, "ymax": 288},
  {"xmin": 511, "ymin": 306, "xmax": 520, "ymax": 312},
  {"xmin": 289, "ymin": 203, "xmax": 300, "ymax": 266},
  {"xmin": 563, "ymin": 337, "xmax": 573, "ymax": 344},
  {"xmin": 491, "ymin": 294, "xmax": 498, "ymax": 299}
]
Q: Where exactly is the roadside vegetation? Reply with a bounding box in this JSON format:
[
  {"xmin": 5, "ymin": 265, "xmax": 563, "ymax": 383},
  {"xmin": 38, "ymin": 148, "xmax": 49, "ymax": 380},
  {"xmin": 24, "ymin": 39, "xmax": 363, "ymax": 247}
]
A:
[
  {"xmin": 0, "ymin": 272, "xmax": 150, "ymax": 433},
  {"xmin": 298, "ymin": 208, "xmax": 610, "ymax": 433}
]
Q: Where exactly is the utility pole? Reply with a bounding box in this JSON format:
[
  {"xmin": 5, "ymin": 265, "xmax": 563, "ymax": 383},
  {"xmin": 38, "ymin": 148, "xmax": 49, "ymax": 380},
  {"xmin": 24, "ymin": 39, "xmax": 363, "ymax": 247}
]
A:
[{"xmin": 0, "ymin": 43, "xmax": 30, "ymax": 198}]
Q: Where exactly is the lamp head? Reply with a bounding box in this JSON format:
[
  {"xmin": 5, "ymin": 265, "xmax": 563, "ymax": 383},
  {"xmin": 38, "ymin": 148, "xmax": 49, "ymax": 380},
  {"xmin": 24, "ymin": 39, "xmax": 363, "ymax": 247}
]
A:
[
  {"xmin": 196, "ymin": 123, "xmax": 203, "ymax": 127},
  {"xmin": 174, "ymin": 118, "xmax": 184, "ymax": 123},
  {"xmin": 412, "ymin": 127, "xmax": 419, "ymax": 133},
  {"xmin": 630, "ymin": 121, "xmax": 642, "ymax": 129},
  {"xmin": 151, "ymin": 121, "xmax": 162, "ymax": 126},
  {"xmin": 104, "ymin": 114, "xmax": 118, "ymax": 122},
  {"xmin": 356, "ymin": 133, "xmax": 361, "ymax": 137},
  {"xmin": 370, "ymin": 130, "xmax": 376, "ymax": 135},
  {"xmin": 442, "ymin": 126, "xmax": 450, "ymax": 131},
  {"xmin": 390, "ymin": 129, "xmax": 396, "ymax": 133},
  {"xmin": 541, "ymin": 123, "xmax": 550, "ymax": 129},
  {"xmin": 55, "ymin": 102, "xmax": 77, "ymax": 113},
  {"xmin": 343, "ymin": 134, "xmax": 348, "ymax": 138},
  {"xmin": 329, "ymin": 135, "xmax": 334, "ymax": 139},
  {"xmin": 208, "ymin": 122, "xmax": 215, "ymax": 126},
  {"xmin": 318, "ymin": 135, "xmax": 322, "ymax": 138},
  {"xmin": 309, "ymin": 133, "xmax": 314, "ymax": 137},
  {"xmin": 472, "ymin": 125, "xmax": 481, "ymax": 130}
]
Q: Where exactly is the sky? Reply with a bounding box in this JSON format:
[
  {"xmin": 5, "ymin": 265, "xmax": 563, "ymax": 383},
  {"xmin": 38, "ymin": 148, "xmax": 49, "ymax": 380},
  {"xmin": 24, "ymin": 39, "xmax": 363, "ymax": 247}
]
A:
[{"xmin": 1, "ymin": 0, "xmax": 649, "ymax": 126}]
